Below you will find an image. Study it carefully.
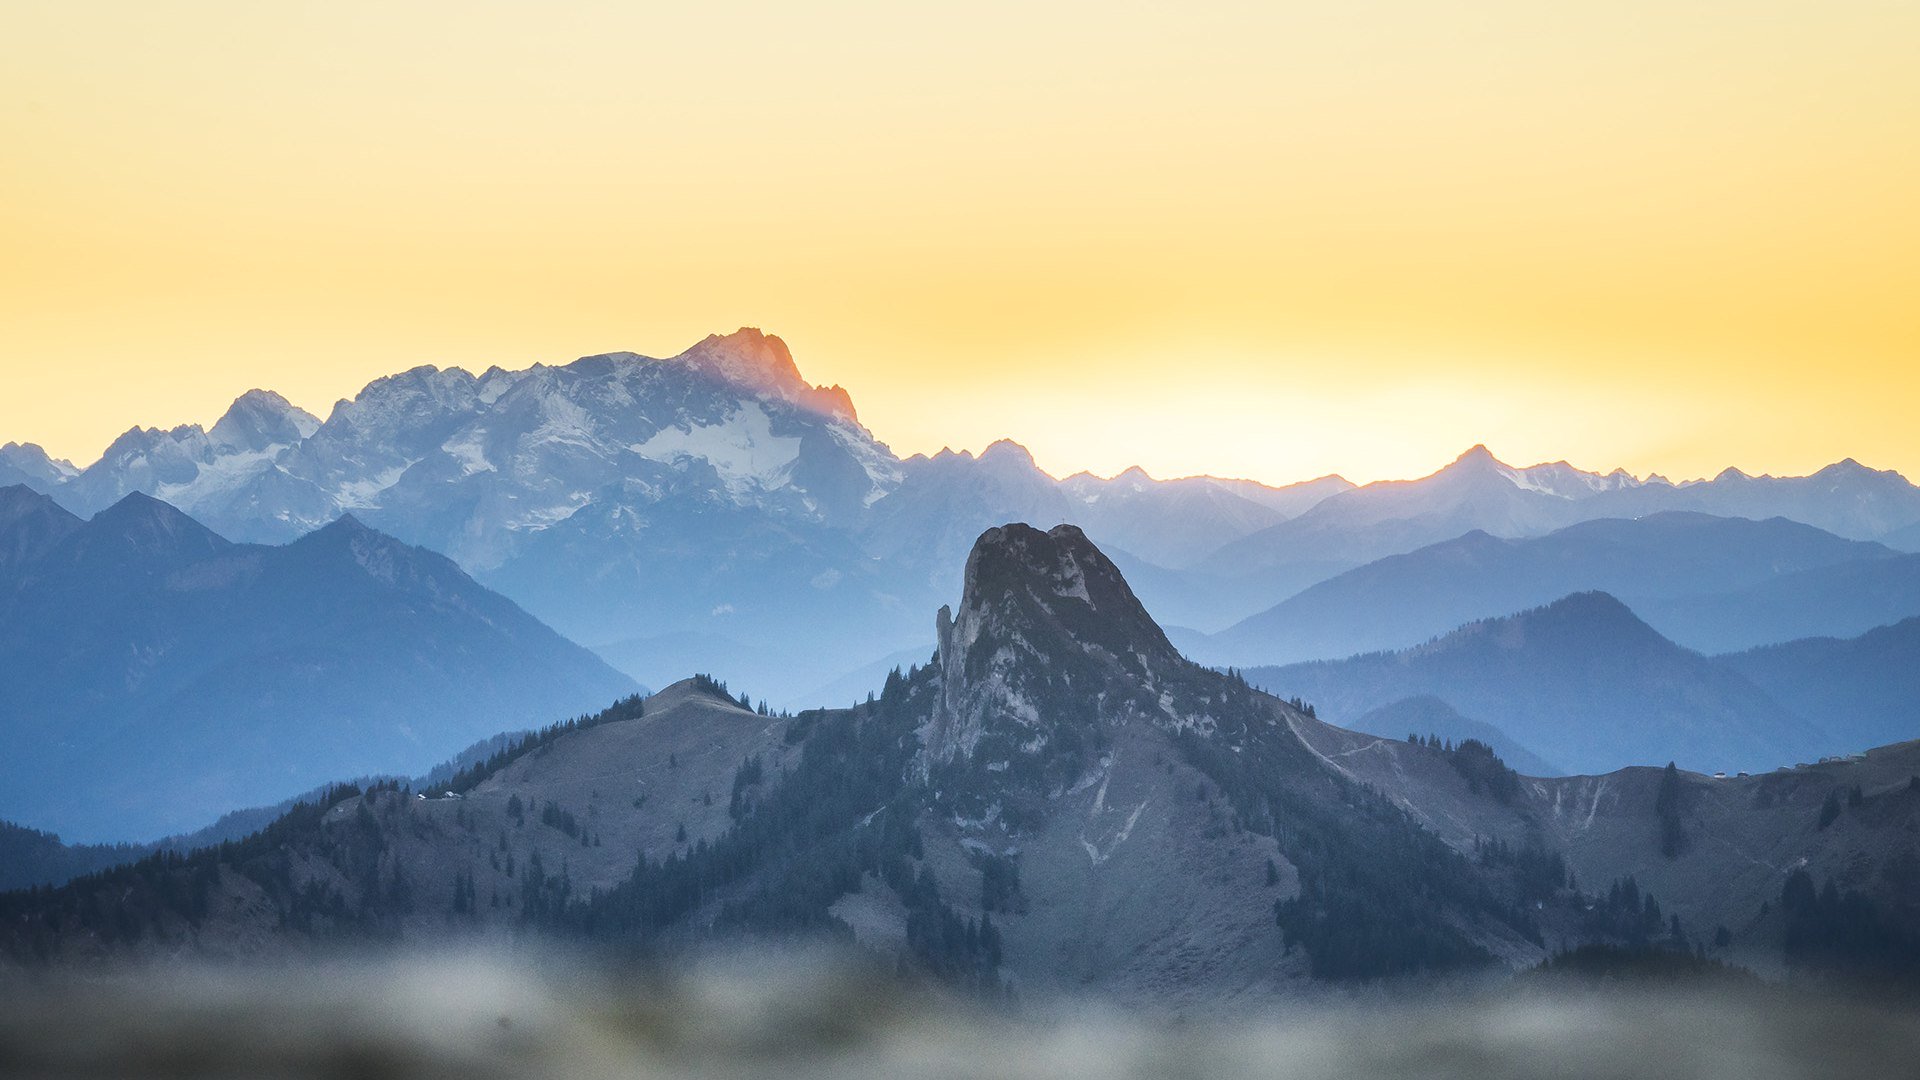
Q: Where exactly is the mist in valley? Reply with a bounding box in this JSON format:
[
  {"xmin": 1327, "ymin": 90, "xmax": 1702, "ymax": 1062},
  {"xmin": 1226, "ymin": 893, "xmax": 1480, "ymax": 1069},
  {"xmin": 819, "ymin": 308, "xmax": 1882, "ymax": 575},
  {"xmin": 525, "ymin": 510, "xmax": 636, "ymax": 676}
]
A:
[{"xmin": 6, "ymin": 946, "xmax": 1918, "ymax": 1080}]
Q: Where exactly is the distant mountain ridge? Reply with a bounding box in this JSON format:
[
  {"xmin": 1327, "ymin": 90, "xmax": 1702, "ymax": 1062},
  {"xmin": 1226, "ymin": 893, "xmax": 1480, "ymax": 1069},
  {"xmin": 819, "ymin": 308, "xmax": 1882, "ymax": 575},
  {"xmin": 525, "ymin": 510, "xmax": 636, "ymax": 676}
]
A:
[
  {"xmin": 1180, "ymin": 446, "xmax": 1920, "ymax": 630},
  {"xmin": 0, "ymin": 331, "xmax": 1349, "ymax": 697},
  {"xmin": 1344, "ymin": 695, "xmax": 1563, "ymax": 778},
  {"xmin": 7, "ymin": 331, "xmax": 1918, "ymax": 694},
  {"xmin": 0, "ymin": 485, "xmax": 637, "ymax": 842},
  {"xmin": 1634, "ymin": 552, "xmax": 1920, "ymax": 654},
  {"xmin": 1721, "ymin": 617, "xmax": 1920, "ymax": 754},
  {"xmin": 1204, "ymin": 512, "xmax": 1909, "ymax": 666},
  {"xmin": 1244, "ymin": 592, "xmax": 1825, "ymax": 776}
]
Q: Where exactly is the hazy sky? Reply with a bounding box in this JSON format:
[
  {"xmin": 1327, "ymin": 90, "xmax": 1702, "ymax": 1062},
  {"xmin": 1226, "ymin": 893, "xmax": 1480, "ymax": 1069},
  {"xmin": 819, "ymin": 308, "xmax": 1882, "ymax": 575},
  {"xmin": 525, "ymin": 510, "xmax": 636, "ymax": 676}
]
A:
[{"xmin": 2, "ymin": 1, "xmax": 1915, "ymax": 485}]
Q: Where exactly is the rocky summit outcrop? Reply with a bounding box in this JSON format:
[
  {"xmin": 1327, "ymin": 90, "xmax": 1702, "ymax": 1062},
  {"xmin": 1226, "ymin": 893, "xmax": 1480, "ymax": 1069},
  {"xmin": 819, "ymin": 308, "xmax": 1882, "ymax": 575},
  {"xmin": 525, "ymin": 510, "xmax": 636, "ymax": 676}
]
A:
[{"xmin": 925, "ymin": 523, "xmax": 1180, "ymax": 766}]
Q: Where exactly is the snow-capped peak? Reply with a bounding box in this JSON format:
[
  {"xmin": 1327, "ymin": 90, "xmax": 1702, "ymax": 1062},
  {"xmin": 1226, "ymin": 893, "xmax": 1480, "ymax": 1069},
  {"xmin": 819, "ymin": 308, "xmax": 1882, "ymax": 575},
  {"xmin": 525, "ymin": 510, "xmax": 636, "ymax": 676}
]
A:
[
  {"xmin": 0, "ymin": 442, "xmax": 79, "ymax": 483},
  {"xmin": 673, "ymin": 328, "xmax": 859, "ymax": 423}
]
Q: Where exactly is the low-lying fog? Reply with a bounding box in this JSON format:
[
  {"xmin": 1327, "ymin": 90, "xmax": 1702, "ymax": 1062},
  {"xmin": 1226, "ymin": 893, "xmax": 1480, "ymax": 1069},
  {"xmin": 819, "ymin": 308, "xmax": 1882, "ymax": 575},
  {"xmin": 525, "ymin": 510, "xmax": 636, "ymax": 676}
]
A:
[{"xmin": 3, "ymin": 948, "xmax": 1916, "ymax": 1079}]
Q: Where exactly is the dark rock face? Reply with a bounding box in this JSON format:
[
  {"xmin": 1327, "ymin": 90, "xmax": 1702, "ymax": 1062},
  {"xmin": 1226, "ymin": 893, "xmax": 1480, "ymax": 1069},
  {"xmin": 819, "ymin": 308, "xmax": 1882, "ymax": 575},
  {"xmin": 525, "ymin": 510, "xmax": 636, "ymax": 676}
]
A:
[
  {"xmin": 927, "ymin": 524, "xmax": 1179, "ymax": 779},
  {"xmin": 0, "ymin": 485, "xmax": 82, "ymax": 573}
]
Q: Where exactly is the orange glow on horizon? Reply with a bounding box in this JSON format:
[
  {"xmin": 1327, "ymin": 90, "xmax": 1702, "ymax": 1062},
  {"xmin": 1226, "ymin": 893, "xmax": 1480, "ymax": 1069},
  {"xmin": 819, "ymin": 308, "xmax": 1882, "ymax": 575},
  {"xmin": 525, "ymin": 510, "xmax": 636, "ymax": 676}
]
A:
[{"xmin": 1, "ymin": 1, "xmax": 1915, "ymax": 488}]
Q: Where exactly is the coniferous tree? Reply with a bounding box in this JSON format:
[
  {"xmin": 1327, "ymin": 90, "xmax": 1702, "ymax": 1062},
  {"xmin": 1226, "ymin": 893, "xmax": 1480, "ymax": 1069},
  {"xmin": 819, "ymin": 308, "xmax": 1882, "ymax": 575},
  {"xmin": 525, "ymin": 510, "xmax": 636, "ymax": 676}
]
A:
[
  {"xmin": 1654, "ymin": 762, "xmax": 1688, "ymax": 857},
  {"xmin": 1818, "ymin": 789, "xmax": 1843, "ymax": 829}
]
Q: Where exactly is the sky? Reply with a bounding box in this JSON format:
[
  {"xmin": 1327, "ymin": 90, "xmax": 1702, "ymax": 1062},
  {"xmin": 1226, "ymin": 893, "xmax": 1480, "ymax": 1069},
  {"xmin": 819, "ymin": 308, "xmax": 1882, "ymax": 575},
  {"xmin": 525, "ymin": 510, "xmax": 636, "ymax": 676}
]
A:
[{"xmin": 1, "ymin": 1, "xmax": 1915, "ymax": 486}]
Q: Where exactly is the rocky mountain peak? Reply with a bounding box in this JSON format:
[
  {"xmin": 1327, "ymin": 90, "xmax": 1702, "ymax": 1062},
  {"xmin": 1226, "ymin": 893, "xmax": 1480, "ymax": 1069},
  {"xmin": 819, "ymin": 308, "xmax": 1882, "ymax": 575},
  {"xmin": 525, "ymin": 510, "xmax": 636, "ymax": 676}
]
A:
[
  {"xmin": 949, "ymin": 523, "xmax": 1171, "ymax": 649},
  {"xmin": 0, "ymin": 485, "xmax": 82, "ymax": 572},
  {"xmin": 97, "ymin": 423, "xmax": 208, "ymax": 464},
  {"xmin": 977, "ymin": 439, "xmax": 1039, "ymax": 469},
  {"xmin": 1438, "ymin": 589, "xmax": 1665, "ymax": 657},
  {"xmin": 70, "ymin": 492, "xmax": 230, "ymax": 569},
  {"xmin": 294, "ymin": 513, "xmax": 430, "ymax": 584},
  {"xmin": 299, "ymin": 507, "xmax": 401, "ymax": 549},
  {"xmin": 925, "ymin": 523, "xmax": 1181, "ymax": 764},
  {"xmin": 209, "ymin": 390, "xmax": 321, "ymax": 454},
  {"xmin": 676, "ymin": 328, "xmax": 858, "ymax": 423},
  {"xmin": 0, "ymin": 443, "xmax": 78, "ymax": 486},
  {"xmin": 1455, "ymin": 443, "xmax": 1499, "ymax": 465},
  {"xmin": 1424, "ymin": 444, "xmax": 1518, "ymax": 489},
  {"xmin": 0, "ymin": 483, "xmax": 54, "ymax": 516}
]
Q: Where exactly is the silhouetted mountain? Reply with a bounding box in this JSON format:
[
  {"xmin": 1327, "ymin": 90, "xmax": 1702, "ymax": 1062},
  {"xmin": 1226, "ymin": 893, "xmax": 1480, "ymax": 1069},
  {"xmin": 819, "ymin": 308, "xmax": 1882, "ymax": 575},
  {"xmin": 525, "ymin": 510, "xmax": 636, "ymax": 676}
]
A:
[
  {"xmin": 1059, "ymin": 466, "xmax": 1348, "ymax": 569},
  {"xmin": 1179, "ymin": 449, "xmax": 1920, "ymax": 632},
  {"xmin": 1719, "ymin": 618, "xmax": 1920, "ymax": 754},
  {"xmin": 1187, "ymin": 447, "xmax": 1645, "ymax": 619},
  {"xmin": 1884, "ymin": 519, "xmax": 1920, "ymax": 553},
  {"xmin": 1244, "ymin": 592, "xmax": 1823, "ymax": 775},
  {"xmin": 1588, "ymin": 458, "xmax": 1920, "ymax": 542},
  {"xmin": 1207, "ymin": 513, "xmax": 1899, "ymax": 665},
  {"xmin": 0, "ymin": 820, "xmax": 143, "ymax": 893},
  {"xmin": 789, "ymin": 644, "xmax": 936, "ymax": 711},
  {"xmin": 1634, "ymin": 554, "xmax": 1920, "ymax": 654},
  {"xmin": 0, "ymin": 443, "xmax": 76, "ymax": 493},
  {"xmin": 6, "ymin": 527, "xmax": 1916, "ymax": 998},
  {"xmin": 0, "ymin": 494, "xmax": 637, "ymax": 842},
  {"xmin": 0, "ymin": 485, "xmax": 82, "ymax": 574},
  {"xmin": 1346, "ymin": 696, "xmax": 1562, "ymax": 777},
  {"xmin": 924, "ymin": 523, "xmax": 1181, "ymax": 772}
]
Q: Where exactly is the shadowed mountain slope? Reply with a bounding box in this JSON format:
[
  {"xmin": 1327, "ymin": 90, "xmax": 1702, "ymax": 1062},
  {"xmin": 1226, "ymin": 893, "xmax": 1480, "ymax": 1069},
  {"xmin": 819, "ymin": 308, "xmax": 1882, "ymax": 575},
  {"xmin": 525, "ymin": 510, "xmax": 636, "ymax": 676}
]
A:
[
  {"xmin": 1244, "ymin": 592, "xmax": 1824, "ymax": 776},
  {"xmin": 1345, "ymin": 696, "xmax": 1562, "ymax": 778},
  {"xmin": 1719, "ymin": 618, "xmax": 1920, "ymax": 754},
  {"xmin": 0, "ymin": 489, "xmax": 636, "ymax": 842},
  {"xmin": 1208, "ymin": 513, "xmax": 1899, "ymax": 666},
  {"xmin": 1634, "ymin": 553, "xmax": 1920, "ymax": 654}
]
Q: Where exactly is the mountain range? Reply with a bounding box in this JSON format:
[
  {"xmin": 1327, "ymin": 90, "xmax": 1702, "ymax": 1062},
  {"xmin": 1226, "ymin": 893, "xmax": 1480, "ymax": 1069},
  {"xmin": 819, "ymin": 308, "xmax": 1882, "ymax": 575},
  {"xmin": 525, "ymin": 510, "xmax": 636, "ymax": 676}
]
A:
[
  {"xmin": 0, "ymin": 485, "xmax": 637, "ymax": 842},
  {"xmin": 5, "ymin": 524, "xmax": 1914, "ymax": 1000},
  {"xmin": 1202, "ymin": 512, "xmax": 1915, "ymax": 666},
  {"xmin": 1240, "ymin": 587, "xmax": 1920, "ymax": 777},
  {"xmin": 1721, "ymin": 617, "xmax": 1920, "ymax": 756},
  {"xmin": 1169, "ymin": 446, "xmax": 1920, "ymax": 630},
  {"xmin": 9, "ymin": 330, "xmax": 1919, "ymax": 701}
]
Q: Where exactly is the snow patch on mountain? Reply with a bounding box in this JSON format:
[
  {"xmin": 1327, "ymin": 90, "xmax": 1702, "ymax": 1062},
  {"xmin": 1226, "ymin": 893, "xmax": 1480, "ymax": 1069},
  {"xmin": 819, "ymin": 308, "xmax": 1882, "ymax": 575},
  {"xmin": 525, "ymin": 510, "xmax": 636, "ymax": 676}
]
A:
[
  {"xmin": 0, "ymin": 443, "xmax": 79, "ymax": 485},
  {"xmin": 334, "ymin": 464, "xmax": 413, "ymax": 509},
  {"xmin": 631, "ymin": 401, "xmax": 803, "ymax": 494},
  {"xmin": 441, "ymin": 431, "xmax": 495, "ymax": 476},
  {"xmin": 526, "ymin": 391, "xmax": 602, "ymax": 454},
  {"xmin": 1497, "ymin": 460, "xmax": 1649, "ymax": 500},
  {"xmin": 154, "ymin": 448, "xmax": 280, "ymax": 509}
]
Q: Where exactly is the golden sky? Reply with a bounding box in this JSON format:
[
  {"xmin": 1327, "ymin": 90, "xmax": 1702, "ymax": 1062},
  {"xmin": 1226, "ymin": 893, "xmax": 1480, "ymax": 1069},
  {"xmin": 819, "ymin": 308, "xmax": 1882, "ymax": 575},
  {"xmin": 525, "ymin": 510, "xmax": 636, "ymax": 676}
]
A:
[{"xmin": 2, "ymin": 1, "xmax": 1915, "ymax": 485}]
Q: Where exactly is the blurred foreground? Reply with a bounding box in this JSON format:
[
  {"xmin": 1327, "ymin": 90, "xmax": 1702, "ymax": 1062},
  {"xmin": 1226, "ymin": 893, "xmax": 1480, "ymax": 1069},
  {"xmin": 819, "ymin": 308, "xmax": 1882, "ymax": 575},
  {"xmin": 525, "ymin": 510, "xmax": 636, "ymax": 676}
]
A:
[{"xmin": 3, "ymin": 949, "xmax": 1918, "ymax": 1080}]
